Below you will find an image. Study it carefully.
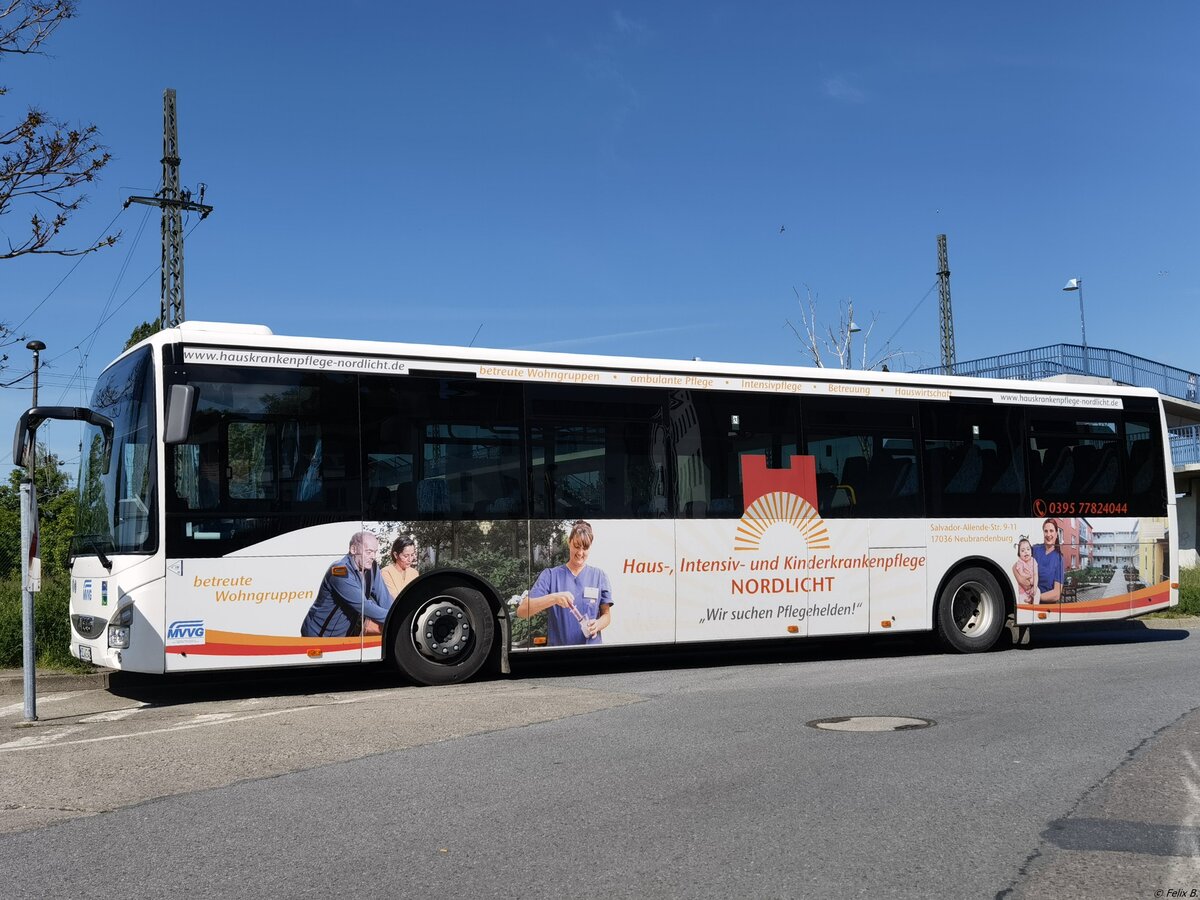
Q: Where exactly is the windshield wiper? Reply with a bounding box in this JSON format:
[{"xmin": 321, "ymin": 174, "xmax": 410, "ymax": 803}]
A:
[{"xmin": 81, "ymin": 537, "xmax": 114, "ymax": 572}]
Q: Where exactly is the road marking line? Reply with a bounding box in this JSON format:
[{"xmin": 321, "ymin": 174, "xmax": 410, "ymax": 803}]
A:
[
  {"xmin": 0, "ymin": 700, "xmax": 357, "ymax": 753},
  {"xmin": 0, "ymin": 691, "xmax": 88, "ymax": 718},
  {"xmin": 0, "ymin": 726, "xmax": 89, "ymax": 749},
  {"xmin": 189, "ymin": 713, "xmax": 236, "ymax": 724},
  {"xmin": 78, "ymin": 707, "xmax": 146, "ymax": 724}
]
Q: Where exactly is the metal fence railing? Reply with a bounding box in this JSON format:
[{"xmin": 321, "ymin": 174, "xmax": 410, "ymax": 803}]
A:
[
  {"xmin": 1170, "ymin": 426, "xmax": 1200, "ymax": 468},
  {"xmin": 910, "ymin": 344, "xmax": 1200, "ymax": 469},
  {"xmin": 911, "ymin": 344, "xmax": 1200, "ymax": 403}
]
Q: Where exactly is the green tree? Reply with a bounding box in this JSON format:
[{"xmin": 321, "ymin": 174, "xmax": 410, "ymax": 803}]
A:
[
  {"xmin": 124, "ymin": 320, "xmax": 160, "ymax": 350},
  {"xmin": 0, "ymin": 442, "xmax": 76, "ymax": 578}
]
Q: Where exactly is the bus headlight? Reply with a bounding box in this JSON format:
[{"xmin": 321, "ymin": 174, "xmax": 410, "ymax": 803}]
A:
[{"xmin": 107, "ymin": 605, "xmax": 133, "ymax": 649}]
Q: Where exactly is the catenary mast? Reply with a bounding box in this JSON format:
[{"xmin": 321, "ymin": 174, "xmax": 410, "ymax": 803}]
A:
[
  {"xmin": 125, "ymin": 89, "xmax": 213, "ymax": 327},
  {"xmin": 937, "ymin": 233, "xmax": 956, "ymax": 375}
]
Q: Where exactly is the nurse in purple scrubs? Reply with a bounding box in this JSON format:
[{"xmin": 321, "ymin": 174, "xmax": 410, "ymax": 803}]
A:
[{"xmin": 517, "ymin": 520, "xmax": 613, "ymax": 646}]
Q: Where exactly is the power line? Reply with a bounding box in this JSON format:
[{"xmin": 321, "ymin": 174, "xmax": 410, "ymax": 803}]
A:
[
  {"xmin": 82, "ymin": 202, "xmax": 155, "ymax": 363},
  {"xmin": 16, "ymin": 214, "xmax": 205, "ymax": 449},
  {"xmin": 45, "ymin": 193, "xmax": 158, "ymax": 367},
  {"xmin": 882, "ymin": 281, "xmax": 938, "ymax": 349},
  {"xmin": 0, "ymin": 369, "xmax": 34, "ymax": 389},
  {"xmin": 11, "ymin": 206, "xmax": 127, "ymax": 334},
  {"xmin": 4, "ymin": 374, "xmax": 94, "ymax": 390},
  {"xmin": 46, "ymin": 215, "xmax": 204, "ymax": 374}
]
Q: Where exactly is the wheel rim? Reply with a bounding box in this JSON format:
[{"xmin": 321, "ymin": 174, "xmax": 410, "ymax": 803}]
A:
[
  {"xmin": 950, "ymin": 579, "xmax": 997, "ymax": 638},
  {"xmin": 411, "ymin": 597, "xmax": 473, "ymax": 664}
]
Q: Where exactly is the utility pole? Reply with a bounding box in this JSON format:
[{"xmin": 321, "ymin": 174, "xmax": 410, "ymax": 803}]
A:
[
  {"xmin": 125, "ymin": 89, "xmax": 213, "ymax": 328},
  {"xmin": 937, "ymin": 234, "xmax": 956, "ymax": 376}
]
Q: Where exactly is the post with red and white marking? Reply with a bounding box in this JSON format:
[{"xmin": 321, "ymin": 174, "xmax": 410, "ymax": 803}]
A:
[
  {"xmin": 21, "ymin": 339, "xmax": 44, "ymax": 724},
  {"xmin": 20, "ymin": 476, "xmax": 39, "ymax": 723}
]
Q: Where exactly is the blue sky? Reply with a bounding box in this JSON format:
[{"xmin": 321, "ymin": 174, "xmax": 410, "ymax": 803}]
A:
[{"xmin": 3, "ymin": 1, "xmax": 1198, "ymax": 470}]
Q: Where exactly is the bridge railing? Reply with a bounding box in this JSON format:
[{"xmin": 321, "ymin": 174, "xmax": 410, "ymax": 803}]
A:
[
  {"xmin": 912, "ymin": 344, "xmax": 1199, "ymax": 404},
  {"xmin": 910, "ymin": 345, "xmax": 1200, "ymax": 469},
  {"xmin": 1171, "ymin": 426, "xmax": 1200, "ymax": 468}
]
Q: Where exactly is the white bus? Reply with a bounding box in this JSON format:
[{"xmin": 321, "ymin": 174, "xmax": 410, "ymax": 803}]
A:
[{"xmin": 13, "ymin": 321, "xmax": 1178, "ymax": 685}]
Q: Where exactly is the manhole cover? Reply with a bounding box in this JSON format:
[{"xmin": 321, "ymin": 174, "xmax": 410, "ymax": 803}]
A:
[{"xmin": 807, "ymin": 716, "xmax": 935, "ymax": 732}]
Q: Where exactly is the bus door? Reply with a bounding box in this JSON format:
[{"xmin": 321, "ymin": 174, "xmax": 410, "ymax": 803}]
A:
[
  {"xmin": 526, "ymin": 384, "xmax": 675, "ymax": 648},
  {"xmin": 802, "ymin": 398, "xmax": 922, "ymax": 635},
  {"xmin": 165, "ymin": 364, "xmax": 364, "ymax": 669}
]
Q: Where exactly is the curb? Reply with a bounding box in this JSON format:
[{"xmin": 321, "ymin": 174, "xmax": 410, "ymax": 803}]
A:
[{"xmin": 0, "ymin": 669, "xmax": 111, "ymax": 699}]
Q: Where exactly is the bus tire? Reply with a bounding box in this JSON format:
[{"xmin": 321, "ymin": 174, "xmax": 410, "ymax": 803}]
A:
[
  {"xmin": 392, "ymin": 585, "xmax": 495, "ymax": 686},
  {"xmin": 936, "ymin": 566, "xmax": 1005, "ymax": 653}
]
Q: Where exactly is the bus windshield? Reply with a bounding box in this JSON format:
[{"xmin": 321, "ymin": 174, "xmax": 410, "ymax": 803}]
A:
[{"xmin": 73, "ymin": 346, "xmax": 158, "ymax": 559}]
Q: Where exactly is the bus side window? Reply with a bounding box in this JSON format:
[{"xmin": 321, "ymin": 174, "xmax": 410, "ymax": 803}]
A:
[
  {"xmin": 361, "ymin": 375, "xmax": 526, "ymax": 521},
  {"xmin": 279, "ymin": 421, "xmax": 323, "ymax": 503},
  {"xmin": 802, "ymin": 397, "xmax": 920, "ymax": 518},
  {"xmin": 1124, "ymin": 400, "xmax": 1168, "ymax": 515},
  {"xmin": 1028, "ymin": 411, "xmax": 1121, "ymax": 509},
  {"xmin": 174, "ymin": 442, "xmax": 221, "ymax": 508},
  {"xmin": 227, "ymin": 422, "xmax": 277, "ymax": 500},
  {"xmin": 670, "ymin": 390, "xmax": 798, "ymax": 519},
  {"xmin": 921, "ymin": 403, "xmax": 1023, "ymax": 517},
  {"xmin": 527, "ymin": 385, "xmax": 669, "ymax": 519}
]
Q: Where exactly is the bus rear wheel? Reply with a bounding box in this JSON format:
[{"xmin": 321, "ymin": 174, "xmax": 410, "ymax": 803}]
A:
[
  {"xmin": 936, "ymin": 567, "xmax": 1005, "ymax": 653},
  {"xmin": 393, "ymin": 585, "xmax": 495, "ymax": 686}
]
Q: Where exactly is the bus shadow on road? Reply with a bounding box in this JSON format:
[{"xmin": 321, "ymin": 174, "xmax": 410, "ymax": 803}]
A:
[
  {"xmin": 104, "ymin": 635, "xmax": 941, "ymax": 704},
  {"xmin": 102, "ymin": 620, "xmax": 1190, "ymax": 705},
  {"xmin": 1025, "ymin": 618, "xmax": 1193, "ymax": 649},
  {"xmin": 510, "ymin": 619, "xmax": 1193, "ymax": 678},
  {"xmin": 104, "ymin": 663, "xmax": 410, "ymax": 706},
  {"xmin": 509, "ymin": 633, "xmax": 943, "ymax": 680}
]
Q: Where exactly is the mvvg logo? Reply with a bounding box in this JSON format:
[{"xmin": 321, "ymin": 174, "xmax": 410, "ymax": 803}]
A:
[{"xmin": 166, "ymin": 619, "xmax": 206, "ymax": 646}]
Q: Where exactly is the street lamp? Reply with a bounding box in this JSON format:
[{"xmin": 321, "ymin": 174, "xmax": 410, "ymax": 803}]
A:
[
  {"xmin": 1061, "ymin": 278, "xmax": 1088, "ymax": 375},
  {"xmin": 848, "ymin": 320, "xmax": 861, "ymax": 369},
  {"xmin": 26, "ymin": 340, "xmax": 45, "ymax": 407}
]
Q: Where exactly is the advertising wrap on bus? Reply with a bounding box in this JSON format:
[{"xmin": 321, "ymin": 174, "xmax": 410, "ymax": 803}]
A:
[
  {"xmin": 156, "ymin": 451, "xmax": 1172, "ymax": 671},
  {"xmin": 34, "ymin": 324, "xmax": 1175, "ymax": 683}
]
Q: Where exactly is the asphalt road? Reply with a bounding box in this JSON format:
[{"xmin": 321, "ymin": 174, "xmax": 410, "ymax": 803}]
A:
[{"xmin": 2, "ymin": 621, "xmax": 1199, "ymax": 899}]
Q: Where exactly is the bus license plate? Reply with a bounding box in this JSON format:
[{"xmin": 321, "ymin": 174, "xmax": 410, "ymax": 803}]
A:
[{"xmin": 79, "ymin": 645, "xmax": 92, "ymax": 662}]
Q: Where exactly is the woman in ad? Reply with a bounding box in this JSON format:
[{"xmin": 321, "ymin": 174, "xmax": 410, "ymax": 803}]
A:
[
  {"xmin": 1032, "ymin": 518, "xmax": 1064, "ymax": 603},
  {"xmin": 382, "ymin": 536, "xmax": 420, "ymax": 598},
  {"xmin": 517, "ymin": 520, "xmax": 613, "ymax": 646}
]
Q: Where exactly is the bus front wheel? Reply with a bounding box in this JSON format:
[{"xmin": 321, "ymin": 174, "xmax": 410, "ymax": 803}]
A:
[
  {"xmin": 393, "ymin": 585, "xmax": 495, "ymax": 686},
  {"xmin": 936, "ymin": 567, "xmax": 1005, "ymax": 653}
]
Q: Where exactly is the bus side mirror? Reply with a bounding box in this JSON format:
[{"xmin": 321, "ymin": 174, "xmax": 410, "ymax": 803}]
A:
[
  {"xmin": 163, "ymin": 384, "xmax": 196, "ymax": 444},
  {"xmin": 11, "ymin": 413, "xmax": 30, "ymax": 468},
  {"xmin": 12, "ymin": 406, "xmax": 114, "ymax": 471}
]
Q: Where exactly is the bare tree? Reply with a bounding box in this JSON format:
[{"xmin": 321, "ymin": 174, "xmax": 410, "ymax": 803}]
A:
[
  {"xmin": 785, "ymin": 285, "xmax": 901, "ymax": 371},
  {"xmin": 1, "ymin": 1, "xmax": 118, "ymax": 260},
  {"xmin": 1, "ymin": 2, "xmax": 118, "ymax": 373}
]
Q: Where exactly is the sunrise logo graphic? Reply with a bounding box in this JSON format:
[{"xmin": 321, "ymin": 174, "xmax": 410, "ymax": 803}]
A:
[{"xmin": 734, "ymin": 455, "xmax": 831, "ymax": 552}]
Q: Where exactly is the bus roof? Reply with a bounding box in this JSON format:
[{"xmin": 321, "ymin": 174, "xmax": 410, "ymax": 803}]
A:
[{"xmin": 122, "ymin": 319, "xmax": 1165, "ymax": 405}]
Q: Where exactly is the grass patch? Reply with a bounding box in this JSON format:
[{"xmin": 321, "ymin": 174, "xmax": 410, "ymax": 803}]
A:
[
  {"xmin": 0, "ymin": 573, "xmax": 94, "ymax": 671},
  {"xmin": 1170, "ymin": 566, "xmax": 1200, "ymax": 617},
  {"xmin": 1147, "ymin": 566, "xmax": 1200, "ymax": 618}
]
